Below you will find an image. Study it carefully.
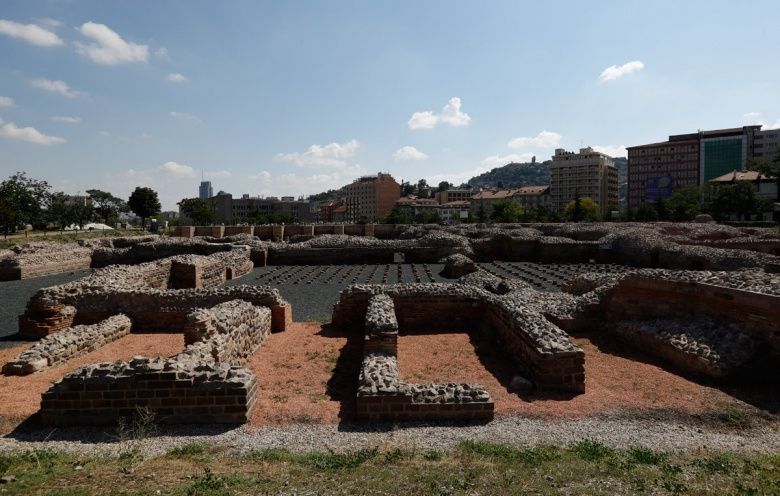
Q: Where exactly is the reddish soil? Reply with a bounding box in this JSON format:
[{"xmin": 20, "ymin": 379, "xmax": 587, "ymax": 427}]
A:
[
  {"xmin": 397, "ymin": 330, "xmax": 753, "ymax": 418},
  {"xmin": 0, "ymin": 333, "xmax": 183, "ymax": 434}
]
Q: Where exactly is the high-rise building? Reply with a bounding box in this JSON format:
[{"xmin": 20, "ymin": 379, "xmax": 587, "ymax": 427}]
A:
[
  {"xmin": 345, "ymin": 173, "xmax": 401, "ymax": 222},
  {"xmin": 199, "ymin": 181, "xmax": 213, "ymax": 199},
  {"xmin": 549, "ymin": 147, "xmax": 619, "ymax": 218},
  {"xmin": 697, "ymin": 126, "xmax": 761, "ymax": 182},
  {"xmin": 753, "ymin": 128, "xmax": 780, "ymax": 162}
]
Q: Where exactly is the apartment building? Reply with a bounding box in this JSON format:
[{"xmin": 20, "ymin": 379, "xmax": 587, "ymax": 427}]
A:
[
  {"xmin": 435, "ymin": 188, "xmax": 474, "ymax": 204},
  {"xmin": 469, "ymin": 186, "xmax": 550, "ymax": 217},
  {"xmin": 207, "ymin": 192, "xmax": 312, "ymax": 223},
  {"xmin": 345, "ymin": 173, "xmax": 401, "ymax": 222},
  {"xmin": 627, "ymin": 138, "xmax": 700, "ymax": 210},
  {"xmin": 549, "ymin": 147, "xmax": 618, "ymax": 217}
]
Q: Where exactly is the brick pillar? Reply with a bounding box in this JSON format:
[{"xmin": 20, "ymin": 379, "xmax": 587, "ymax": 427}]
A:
[
  {"xmin": 272, "ymin": 225, "xmax": 285, "ymax": 242},
  {"xmin": 364, "ymin": 224, "xmax": 375, "ymax": 237},
  {"xmin": 333, "ymin": 225, "xmax": 344, "ymax": 235},
  {"xmin": 302, "ymin": 224, "xmax": 314, "ymax": 236}
]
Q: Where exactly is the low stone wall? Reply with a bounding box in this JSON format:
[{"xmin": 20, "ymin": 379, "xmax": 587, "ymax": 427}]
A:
[
  {"xmin": 224, "ymin": 226, "xmax": 254, "ymax": 237},
  {"xmin": 3, "ymin": 315, "xmax": 132, "ymax": 375},
  {"xmin": 194, "ymin": 226, "xmax": 225, "ymax": 238},
  {"xmin": 332, "ymin": 283, "xmax": 585, "ymax": 393},
  {"xmin": 0, "ymin": 242, "xmax": 93, "ymax": 281},
  {"xmin": 38, "ymin": 300, "xmax": 272, "ymax": 426},
  {"xmin": 91, "ymin": 238, "xmax": 236, "ymax": 268},
  {"xmin": 441, "ymin": 254, "xmax": 478, "ymax": 278}
]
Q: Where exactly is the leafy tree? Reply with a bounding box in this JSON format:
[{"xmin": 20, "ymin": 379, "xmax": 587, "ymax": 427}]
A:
[
  {"xmin": 400, "ymin": 181, "xmax": 415, "ymax": 197},
  {"xmin": 68, "ymin": 197, "xmax": 95, "ymax": 228},
  {"xmin": 385, "ymin": 207, "xmax": 413, "ymax": 224},
  {"xmin": 655, "ymin": 198, "xmax": 669, "ymax": 221},
  {"xmin": 416, "ymin": 179, "xmax": 428, "ymax": 196},
  {"xmin": 564, "ymin": 196, "xmax": 599, "ymax": 222},
  {"xmin": 86, "ymin": 189, "xmax": 128, "ymax": 225},
  {"xmin": 415, "ymin": 209, "xmax": 441, "ymax": 224},
  {"xmin": 665, "ymin": 186, "xmax": 703, "ymax": 221},
  {"xmin": 635, "ymin": 203, "xmax": 659, "ymax": 221},
  {"xmin": 709, "ymin": 181, "xmax": 771, "ymax": 221},
  {"xmin": 128, "ymin": 187, "xmax": 161, "ymax": 230},
  {"xmin": 178, "ymin": 198, "xmax": 217, "ymax": 225},
  {"xmin": 45, "ymin": 192, "xmax": 73, "ymax": 233},
  {"xmin": 437, "ymin": 181, "xmax": 452, "ymax": 192},
  {"xmin": 477, "ymin": 203, "xmax": 488, "ymax": 223},
  {"xmin": 0, "ymin": 172, "xmax": 51, "ymax": 237},
  {"xmin": 490, "ymin": 199, "xmax": 525, "ymax": 223}
]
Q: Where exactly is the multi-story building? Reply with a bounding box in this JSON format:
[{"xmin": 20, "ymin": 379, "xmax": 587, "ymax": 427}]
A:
[
  {"xmin": 627, "ymin": 138, "xmax": 700, "ymax": 210},
  {"xmin": 394, "ymin": 197, "xmax": 439, "ymax": 219},
  {"xmin": 627, "ymin": 125, "xmax": 778, "ymax": 209},
  {"xmin": 549, "ymin": 147, "xmax": 619, "ymax": 217},
  {"xmin": 469, "ymin": 186, "xmax": 550, "ymax": 218},
  {"xmin": 206, "ymin": 192, "xmax": 312, "ymax": 224},
  {"xmin": 199, "ymin": 181, "xmax": 213, "ymax": 199},
  {"xmin": 345, "ymin": 173, "xmax": 401, "ymax": 222},
  {"xmin": 438, "ymin": 201, "xmax": 470, "ymax": 224},
  {"xmin": 435, "ymin": 188, "xmax": 473, "ymax": 204},
  {"xmin": 319, "ymin": 199, "xmax": 347, "ymax": 223}
]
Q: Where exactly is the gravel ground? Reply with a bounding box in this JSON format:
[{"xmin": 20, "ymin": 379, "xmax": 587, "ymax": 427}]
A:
[
  {"xmin": 1, "ymin": 415, "xmax": 777, "ymax": 456},
  {"xmin": 0, "ymin": 269, "xmax": 91, "ymax": 349}
]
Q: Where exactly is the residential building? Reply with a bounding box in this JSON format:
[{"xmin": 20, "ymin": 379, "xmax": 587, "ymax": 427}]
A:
[
  {"xmin": 394, "ymin": 197, "xmax": 439, "ymax": 219},
  {"xmin": 549, "ymin": 147, "xmax": 619, "ymax": 217},
  {"xmin": 199, "ymin": 181, "xmax": 213, "ymax": 199},
  {"xmin": 319, "ymin": 199, "xmax": 347, "ymax": 223},
  {"xmin": 435, "ymin": 188, "xmax": 473, "ymax": 204},
  {"xmin": 438, "ymin": 201, "xmax": 470, "ymax": 224},
  {"xmin": 345, "ymin": 173, "xmax": 401, "ymax": 222},
  {"xmin": 469, "ymin": 186, "xmax": 550, "ymax": 218},
  {"xmin": 709, "ymin": 170, "xmax": 778, "ymax": 201},
  {"xmin": 627, "ymin": 138, "xmax": 700, "ymax": 210},
  {"xmin": 206, "ymin": 192, "xmax": 313, "ymax": 224}
]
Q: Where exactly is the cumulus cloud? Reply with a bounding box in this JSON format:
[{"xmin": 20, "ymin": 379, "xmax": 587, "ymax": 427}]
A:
[
  {"xmin": 99, "ymin": 130, "xmax": 112, "ymax": 137},
  {"xmin": 52, "ymin": 116, "xmax": 81, "ymax": 124},
  {"xmin": 408, "ymin": 97, "xmax": 471, "ymax": 130},
  {"xmin": 0, "ymin": 19, "xmax": 63, "ymax": 46},
  {"xmin": 480, "ymin": 153, "xmax": 536, "ymax": 169},
  {"xmin": 275, "ymin": 139, "xmax": 360, "ymax": 168},
  {"xmin": 249, "ymin": 170, "xmax": 272, "ymax": 181},
  {"xmin": 166, "ymin": 72, "xmax": 188, "ymax": 83},
  {"xmin": 75, "ymin": 22, "xmax": 149, "ymax": 65},
  {"xmin": 0, "ymin": 96, "xmax": 14, "ymax": 108},
  {"xmin": 30, "ymin": 78, "xmax": 84, "ymax": 98},
  {"xmin": 169, "ymin": 111, "xmax": 202, "ymax": 123},
  {"xmin": 272, "ymin": 165, "xmax": 367, "ymax": 197},
  {"xmin": 743, "ymin": 111, "xmax": 761, "ymax": 120},
  {"xmin": 507, "ymin": 130, "xmax": 561, "ymax": 149},
  {"xmin": 592, "ymin": 144, "xmax": 628, "ymax": 158},
  {"xmin": 154, "ymin": 47, "xmax": 169, "ymax": 59},
  {"xmin": 159, "ymin": 161, "xmax": 195, "ymax": 176},
  {"xmin": 205, "ymin": 170, "xmax": 232, "ymax": 178},
  {"xmin": 392, "ymin": 146, "xmax": 428, "ymax": 161},
  {"xmin": 599, "ymin": 60, "xmax": 644, "ymax": 82},
  {"xmin": 0, "ymin": 120, "xmax": 65, "ymax": 144}
]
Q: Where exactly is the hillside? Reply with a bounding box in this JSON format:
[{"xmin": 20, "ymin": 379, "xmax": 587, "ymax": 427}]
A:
[{"xmin": 467, "ymin": 157, "xmax": 627, "ymax": 188}]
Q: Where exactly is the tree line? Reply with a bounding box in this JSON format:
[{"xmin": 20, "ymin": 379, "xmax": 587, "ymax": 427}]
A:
[{"xmin": 0, "ymin": 172, "xmax": 162, "ymax": 237}]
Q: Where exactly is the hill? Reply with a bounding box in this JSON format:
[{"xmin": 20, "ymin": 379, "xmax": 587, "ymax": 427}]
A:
[{"xmin": 467, "ymin": 157, "xmax": 627, "ymax": 188}]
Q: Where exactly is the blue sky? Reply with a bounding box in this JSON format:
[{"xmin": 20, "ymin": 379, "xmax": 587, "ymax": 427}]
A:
[{"xmin": 1, "ymin": 0, "xmax": 779, "ymax": 210}]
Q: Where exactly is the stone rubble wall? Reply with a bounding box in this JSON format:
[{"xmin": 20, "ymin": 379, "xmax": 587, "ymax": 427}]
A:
[
  {"xmin": 38, "ymin": 299, "xmax": 273, "ymax": 426},
  {"xmin": 2, "ymin": 314, "xmax": 132, "ymax": 376},
  {"xmin": 441, "ymin": 254, "xmax": 478, "ymax": 278},
  {"xmin": 0, "ymin": 242, "xmax": 93, "ymax": 281}
]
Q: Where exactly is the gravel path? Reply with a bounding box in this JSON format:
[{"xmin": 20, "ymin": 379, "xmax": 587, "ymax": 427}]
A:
[{"xmin": 1, "ymin": 415, "xmax": 777, "ymax": 456}]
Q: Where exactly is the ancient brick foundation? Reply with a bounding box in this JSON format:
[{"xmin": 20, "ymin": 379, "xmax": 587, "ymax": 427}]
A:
[{"xmin": 37, "ymin": 299, "xmax": 273, "ymax": 425}]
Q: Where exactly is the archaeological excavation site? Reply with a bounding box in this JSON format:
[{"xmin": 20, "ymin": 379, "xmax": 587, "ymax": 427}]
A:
[{"xmin": 0, "ymin": 222, "xmax": 779, "ymax": 433}]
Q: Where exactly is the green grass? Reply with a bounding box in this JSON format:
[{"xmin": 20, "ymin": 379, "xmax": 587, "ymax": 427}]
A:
[
  {"xmin": 0, "ymin": 229, "xmax": 162, "ymax": 249},
  {"xmin": 0, "ymin": 442, "xmax": 777, "ymax": 495}
]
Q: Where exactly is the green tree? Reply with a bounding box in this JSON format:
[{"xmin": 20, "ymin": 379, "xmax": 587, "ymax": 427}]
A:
[
  {"xmin": 709, "ymin": 181, "xmax": 771, "ymax": 221},
  {"xmin": 178, "ymin": 198, "xmax": 217, "ymax": 225},
  {"xmin": 86, "ymin": 189, "xmax": 128, "ymax": 225},
  {"xmin": 0, "ymin": 172, "xmax": 51, "ymax": 237},
  {"xmin": 437, "ymin": 181, "xmax": 452, "ymax": 192},
  {"xmin": 635, "ymin": 203, "xmax": 659, "ymax": 221},
  {"xmin": 45, "ymin": 192, "xmax": 73, "ymax": 233},
  {"xmin": 128, "ymin": 187, "xmax": 161, "ymax": 230},
  {"xmin": 385, "ymin": 207, "xmax": 413, "ymax": 224},
  {"xmin": 490, "ymin": 199, "xmax": 525, "ymax": 223},
  {"xmin": 665, "ymin": 186, "xmax": 703, "ymax": 221},
  {"xmin": 477, "ymin": 203, "xmax": 488, "ymax": 223},
  {"xmin": 564, "ymin": 196, "xmax": 599, "ymax": 222},
  {"xmin": 416, "ymin": 179, "xmax": 428, "ymax": 196},
  {"xmin": 415, "ymin": 209, "xmax": 441, "ymax": 224},
  {"xmin": 69, "ymin": 197, "xmax": 95, "ymax": 228},
  {"xmin": 400, "ymin": 181, "xmax": 415, "ymax": 197}
]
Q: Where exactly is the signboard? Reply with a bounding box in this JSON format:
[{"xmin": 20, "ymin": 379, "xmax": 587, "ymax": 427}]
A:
[{"xmin": 645, "ymin": 176, "xmax": 674, "ymax": 202}]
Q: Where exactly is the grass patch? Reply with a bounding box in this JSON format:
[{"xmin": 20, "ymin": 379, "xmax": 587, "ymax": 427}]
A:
[
  {"xmin": 459, "ymin": 440, "xmax": 560, "ymax": 466},
  {"xmin": 568, "ymin": 439, "xmax": 616, "ymax": 461},
  {"xmin": 302, "ymin": 447, "xmax": 379, "ymax": 470},
  {"xmin": 628, "ymin": 445, "xmax": 667, "ymax": 465},
  {"xmin": 167, "ymin": 442, "xmax": 213, "ymax": 461}
]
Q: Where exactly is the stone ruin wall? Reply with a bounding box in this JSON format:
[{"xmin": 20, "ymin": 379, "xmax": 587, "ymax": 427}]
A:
[
  {"xmin": 356, "ymin": 294, "xmax": 494, "ymax": 422},
  {"xmin": 38, "ymin": 300, "xmax": 270, "ymax": 426}
]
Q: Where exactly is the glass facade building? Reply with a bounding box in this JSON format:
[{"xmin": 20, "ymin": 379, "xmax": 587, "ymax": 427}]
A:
[{"xmin": 701, "ymin": 138, "xmax": 743, "ymax": 182}]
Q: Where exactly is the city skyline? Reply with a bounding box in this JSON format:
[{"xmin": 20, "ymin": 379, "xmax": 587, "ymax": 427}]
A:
[{"xmin": 1, "ymin": 1, "xmax": 779, "ymax": 209}]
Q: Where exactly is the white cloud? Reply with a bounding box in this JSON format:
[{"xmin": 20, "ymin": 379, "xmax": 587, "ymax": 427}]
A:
[
  {"xmin": 275, "ymin": 139, "xmax": 360, "ymax": 168},
  {"xmin": 508, "ymin": 130, "xmax": 561, "ymax": 149},
  {"xmin": 249, "ymin": 170, "xmax": 272, "ymax": 181},
  {"xmin": 765, "ymin": 119, "xmax": 780, "ymax": 130},
  {"xmin": 205, "ymin": 170, "xmax": 232, "ymax": 178},
  {"xmin": 480, "ymin": 153, "xmax": 536, "ymax": 169},
  {"xmin": 393, "ymin": 146, "xmax": 428, "ymax": 161},
  {"xmin": 272, "ymin": 165, "xmax": 367, "ymax": 197},
  {"xmin": 166, "ymin": 72, "xmax": 188, "ymax": 83},
  {"xmin": 159, "ymin": 161, "xmax": 195, "ymax": 176},
  {"xmin": 99, "ymin": 130, "xmax": 112, "ymax": 137},
  {"xmin": 599, "ymin": 60, "xmax": 644, "ymax": 82},
  {"xmin": 169, "ymin": 111, "xmax": 202, "ymax": 123},
  {"xmin": 52, "ymin": 116, "xmax": 81, "ymax": 124},
  {"xmin": 154, "ymin": 47, "xmax": 169, "ymax": 59},
  {"xmin": 75, "ymin": 22, "xmax": 149, "ymax": 65},
  {"xmin": 0, "ymin": 120, "xmax": 65, "ymax": 144},
  {"xmin": 592, "ymin": 144, "xmax": 628, "ymax": 158},
  {"xmin": 439, "ymin": 97, "xmax": 471, "ymax": 127},
  {"xmin": 743, "ymin": 111, "xmax": 761, "ymax": 120},
  {"xmin": 408, "ymin": 111, "xmax": 439, "ymax": 130},
  {"xmin": 30, "ymin": 78, "xmax": 84, "ymax": 98},
  {"xmin": 408, "ymin": 97, "xmax": 471, "ymax": 130},
  {"xmin": 0, "ymin": 96, "xmax": 14, "ymax": 108},
  {"xmin": 37, "ymin": 18, "xmax": 61, "ymax": 28},
  {"xmin": 0, "ymin": 19, "xmax": 63, "ymax": 46}
]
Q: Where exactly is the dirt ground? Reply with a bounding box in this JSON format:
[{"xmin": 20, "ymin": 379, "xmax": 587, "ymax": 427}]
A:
[
  {"xmin": 0, "ymin": 333, "xmax": 184, "ymax": 434},
  {"xmin": 0, "ymin": 323, "xmax": 770, "ymax": 433}
]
